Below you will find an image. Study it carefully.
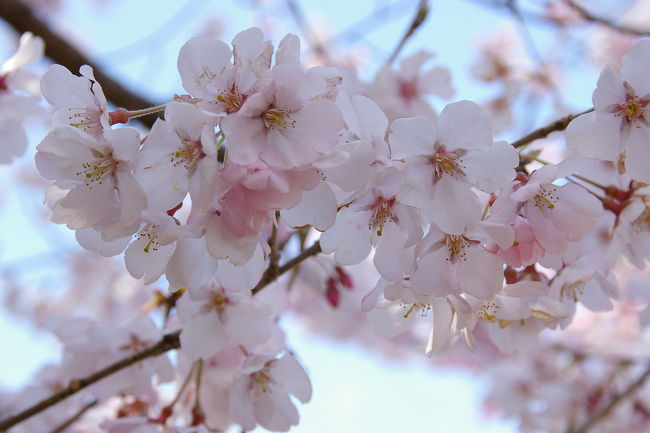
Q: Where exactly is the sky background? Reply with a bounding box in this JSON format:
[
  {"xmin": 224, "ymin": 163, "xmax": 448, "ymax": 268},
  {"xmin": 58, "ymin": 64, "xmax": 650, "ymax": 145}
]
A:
[{"xmin": 0, "ymin": 0, "xmax": 608, "ymax": 431}]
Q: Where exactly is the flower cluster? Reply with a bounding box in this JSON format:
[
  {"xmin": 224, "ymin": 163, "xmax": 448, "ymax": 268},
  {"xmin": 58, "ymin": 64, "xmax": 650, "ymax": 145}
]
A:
[{"xmin": 3, "ymin": 24, "xmax": 650, "ymax": 433}]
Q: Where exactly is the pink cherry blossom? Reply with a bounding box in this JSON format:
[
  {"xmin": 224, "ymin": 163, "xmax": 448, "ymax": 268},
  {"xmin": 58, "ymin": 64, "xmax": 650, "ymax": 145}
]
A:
[
  {"xmin": 221, "ymin": 64, "xmax": 344, "ymax": 169},
  {"xmin": 0, "ymin": 32, "xmax": 44, "ymax": 164},
  {"xmin": 389, "ymin": 100, "xmax": 519, "ymax": 234},
  {"xmin": 566, "ymin": 38, "xmax": 650, "ymax": 182},
  {"xmin": 41, "ymin": 64, "xmax": 110, "ymax": 138},
  {"xmin": 177, "ymin": 283, "xmax": 272, "ymax": 360},
  {"xmin": 228, "ymin": 353, "xmax": 311, "ymax": 432},
  {"xmin": 35, "ymin": 126, "xmax": 147, "ymax": 239}
]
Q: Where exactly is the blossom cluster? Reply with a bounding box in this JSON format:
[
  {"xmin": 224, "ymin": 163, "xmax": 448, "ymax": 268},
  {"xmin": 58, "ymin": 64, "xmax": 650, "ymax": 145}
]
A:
[{"xmin": 2, "ymin": 22, "xmax": 650, "ymax": 433}]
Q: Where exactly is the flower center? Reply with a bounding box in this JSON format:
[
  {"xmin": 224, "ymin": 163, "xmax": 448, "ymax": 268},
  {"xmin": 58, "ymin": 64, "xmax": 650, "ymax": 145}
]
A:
[
  {"xmin": 68, "ymin": 109, "xmax": 102, "ymax": 133},
  {"xmin": 398, "ymin": 79, "xmax": 418, "ymax": 101},
  {"xmin": 477, "ymin": 301, "xmax": 500, "ymax": 322},
  {"xmin": 137, "ymin": 224, "xmax": 160, "ymax": 253},
  {"xmin": 616, "ymin": 96, "xmax": 648, "ymax": 123},
  {"xmin": 429, "ymin": 148, "xmax": 465, "ymax": 181},
  {"xmin": 533, "ymin": 185, "xmax": 558, "ymax": 210},
  {"xmin": 77, "ymin": 151, "xmax": 116, "ymax": 189},
  {"xmin": 368, "ymin": 196, "xmax": 398, "ymax": 236},
  {"xmin": 251, "ymin": 367, "xmax": 275, "ymax": 393},
  {"xmin": 262, "ymin": 107, "xmax": 295, "ymax": 130},
  {"xmin": 401, "ymin": 302, "xmax": 431, "ymax": 319},
  {"xmin": 170, "ymin": 139, "xmax": 204, "ymax": 170},
  {"xmin": 216, "ymin": 85, "xmax": 246, "ymax": 114},
  {"xmin": 445, "ymin": 235, "xmax": 470, "ymax": 263},
  {"xmin": 210, "ymin": 292, "xmax": 227, "ymax": 313}
]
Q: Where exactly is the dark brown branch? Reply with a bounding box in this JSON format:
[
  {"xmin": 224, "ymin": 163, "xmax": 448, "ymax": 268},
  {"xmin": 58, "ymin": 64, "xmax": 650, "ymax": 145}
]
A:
[
  {"xmin": 570, "ymin": 364, "xmax": 650, "ymax": 433},
  {"xmin": 0, "ymin": 0, "xmax": 160, "ymax": 127},
  {"xmin": 49, "ymin": 400, "xmax": 98, "ymax": 433},
  {"xmin": 511, "ymin": 108, "xmax": 593, "ymax": 149},
  {"xmin": 0, "ymin": 332, "xmax": 181, "ymax": 432},
  {"xmin": 387, "ymin": 0, "xmax": 429, "ymax": 65},
  {"xmin": 252, "ymin": 240, "xmax": 322, "ymax": 295},
  {"xmin": 567, "ymin": 0, "xmax": 650, "ymax": 37}
]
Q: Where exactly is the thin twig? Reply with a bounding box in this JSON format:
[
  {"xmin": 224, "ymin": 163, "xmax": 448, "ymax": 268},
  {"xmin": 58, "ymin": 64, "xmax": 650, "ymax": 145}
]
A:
[
  {"xmin": 511, "ymin": 108, "xmax": 593, "ymax": 149},
  {"xmin": 169, "ymin": 361, "xmax": 197, "ymax": 409},
  {"xmin": 570, "ymin": 364, "xmax": 650, "ymax": 433},
  {"xmin": 386, "ymin": 0, "xmax": 430, "ymax": 65},
  {"xmin": 0, "ymin": 331, "xmax": 181, "ymax": 432},
  {"xmin": 285, "ymin": 0, "xmax": 331, "ymax": 62},
  {"xmin": 48, "ymin": 400, "xmax": 97, "ymax": 433},
  {"xmin": 252, "ymin": 240, "xmax": 322, "ymax": 295},
  {"xmin": 567, "ymin": 0, "xmax": 650, "ymax": 36},
  {"xmin": 269, "ymin": 212, "xmax": 281, "ymax": 273},
  {"xmin": 193, "ymin": 359, "xmax": 204, "ymax": 411},
  {"xmin": 0, "ymin": 0, "xmax": 161, "ymax": 127}
]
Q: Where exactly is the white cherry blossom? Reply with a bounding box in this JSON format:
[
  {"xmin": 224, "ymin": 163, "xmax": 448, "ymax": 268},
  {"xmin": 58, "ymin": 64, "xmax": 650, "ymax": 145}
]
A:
[
  {"xmin": 228, "ymin": 353, "xmax": 311, "ymax": 432},
  {"xmin": 389, "ymin": 100, "xmax": 518, "ymax": 234},
  {"xmin": 35, "ymin": 126, "xmax": 147, "ymax": 239},
  {"xmin": 566, "ymin": 38, "xmax": 650, "ymax": 181}
]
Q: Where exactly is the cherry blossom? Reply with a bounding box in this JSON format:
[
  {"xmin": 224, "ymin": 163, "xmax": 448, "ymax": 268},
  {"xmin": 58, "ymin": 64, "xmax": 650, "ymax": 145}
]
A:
[
  {"xmin": 566, "ymin": 38, "xmax": 650, "ymax": 182},
  {"xmin": 508, "ymin": 161, "xmax": 603, "ymax": 255},
  {"xmin": 35, "ymin": 126, "xmax": 146, "ymax": 239},
  {"xmin": 41, "ymin": 64, "xmax": 110, "ymax": 138},
  {"xmin": 177, "ymin": 282, "xmax": 272, "ymax": 360},
  {"xmin": 9, "ymin": 15, "xmax": 650, "ymax": 433},
  {"xmin": 389, "ymin": 100, "xmax": 519, "ymax": 234},
  {"xmin": 0, "ymin": 32, "xmax": 44, "ymax": 163},
  {"xmin": 228, "ymin": 353, "xmax": 311, "ymax": 432},
  {"xmin": 366, "ymin": 50, "xmax": 454, "ymax": 121}
]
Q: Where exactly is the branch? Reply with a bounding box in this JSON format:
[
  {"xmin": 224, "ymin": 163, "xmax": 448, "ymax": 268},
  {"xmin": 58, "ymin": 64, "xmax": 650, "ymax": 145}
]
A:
[
  {"xmin": 49, "ymin": 400, "xmax": 98, "ymax": 433},
  {"xmin": 0, "ymin": 0, "xmax": 161, "ymax": 127},
  {"xmin": 0, "ymin": 332, "xmax": 181, "ymax": 432},
  {"xmin": 567, "ymin": 0, "xmax": 650, "ymax": 36},
  {"xmin": 511, "ymin": 108, "xmax": 593, "ymax": 149},
  {"xmin": 386, "ymin": 0, "xmax": 430, "ymax": 65},
  {"xmin": 0, "ymin": 241, "xmax": 323, "ymax": 430},
  {"xmin": 570, "ymin": 364, "xmax": 650, "ymax": 433},
  {"xmin": 252, "ymin": 240, "xmax": 322, "ymax": 295}
]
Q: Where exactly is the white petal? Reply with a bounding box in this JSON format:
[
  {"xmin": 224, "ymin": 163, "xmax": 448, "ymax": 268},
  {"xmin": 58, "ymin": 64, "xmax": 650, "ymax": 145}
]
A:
[
  {"xmin": 224, "ymin": 302, "xmax": 271, "ymax": 347},
  {"xmin": 180, "ymin": 312, "xmax": 228, "ymax": 360},
  {"xmin": 271, "ymin": 354, "xmax": 312, "ymax": 403},
  {"xmin": 438, "ymin": 100, "xmax": 492, "ymax": 151},
  {"xmin": 388, "ymin": 116, "xmax": 436, "ymax": 159},
  {"xmin": 282, "ymin": 181, "xmax": 337, "ymax": 231},
  {"xmin": 425, "ymin": 297, "xmax": 453, "ymax": 355}
]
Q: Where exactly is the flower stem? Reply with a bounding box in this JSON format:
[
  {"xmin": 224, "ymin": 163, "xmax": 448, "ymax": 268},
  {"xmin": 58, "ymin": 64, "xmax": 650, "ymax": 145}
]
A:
[{"xmin": 127, "ymin": 104, "xmax": 167, "ymax": 119}]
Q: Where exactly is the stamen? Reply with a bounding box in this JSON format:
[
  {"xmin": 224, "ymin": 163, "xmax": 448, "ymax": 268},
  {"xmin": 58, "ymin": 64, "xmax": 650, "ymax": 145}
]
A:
[
  {"xmin": 216, "ymin": 85, "xmax": 246, "ymax": 114},
  {"xmin": 429, "ymin": 148, "xmax": 466, "ymax": 180},
  {"xmin": 368, "ymin": 196, "xmax": 398, "ymax": 236},
  {"xmin": 76, "ymin": 154, "xmax": 116, "ymax": 189},
  {"xmin": 170, "ymin": 139, "xmax": 204, "ymax": 170},
  {"xmin": 262, "ymin": 107, "xmax": 295, "ymax": 130},
  {"xmin": 533, "ymin": 185, "xmax": 558, "ymax": 210},
  {"xmin": 251, "ymin": 364, "xmax": 276, "ymax": 393},
  {"xmin": 137, "ymin": 224, "xmax": 160, "ymax": 253},
  {"xmin": 401, "ymin": 302, "xmax": 431, "ymax": 318},
  {"xmin": 445, "ymin": 235, "xmax": 470, "ymax": 263}
]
